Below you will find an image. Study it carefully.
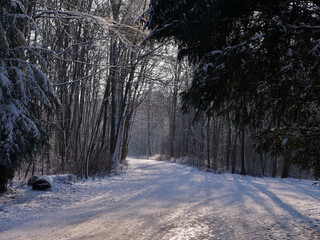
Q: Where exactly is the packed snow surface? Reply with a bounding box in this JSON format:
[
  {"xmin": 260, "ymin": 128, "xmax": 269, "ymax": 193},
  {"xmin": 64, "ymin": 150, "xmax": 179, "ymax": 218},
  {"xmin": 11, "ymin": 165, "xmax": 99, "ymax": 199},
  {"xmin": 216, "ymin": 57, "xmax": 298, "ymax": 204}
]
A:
[{"xmin": 1, "ymin": 158, "xmax": 320, "ymax": 240}]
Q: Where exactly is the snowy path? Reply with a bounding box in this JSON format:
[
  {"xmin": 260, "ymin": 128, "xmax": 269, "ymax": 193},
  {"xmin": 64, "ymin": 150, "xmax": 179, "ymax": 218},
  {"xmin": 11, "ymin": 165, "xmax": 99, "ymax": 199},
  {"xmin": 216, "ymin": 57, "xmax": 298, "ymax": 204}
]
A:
[{"xmin": 1, "ymin": 158, "xmax": 320, "ymax": 240}]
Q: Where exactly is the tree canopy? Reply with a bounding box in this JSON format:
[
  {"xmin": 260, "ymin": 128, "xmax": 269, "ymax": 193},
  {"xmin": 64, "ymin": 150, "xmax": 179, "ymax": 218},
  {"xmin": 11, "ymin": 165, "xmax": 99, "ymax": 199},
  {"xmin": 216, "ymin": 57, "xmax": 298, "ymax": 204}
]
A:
[{"xmin": 145, "ymin": 0, "xmax": 320, "ymax": 176}]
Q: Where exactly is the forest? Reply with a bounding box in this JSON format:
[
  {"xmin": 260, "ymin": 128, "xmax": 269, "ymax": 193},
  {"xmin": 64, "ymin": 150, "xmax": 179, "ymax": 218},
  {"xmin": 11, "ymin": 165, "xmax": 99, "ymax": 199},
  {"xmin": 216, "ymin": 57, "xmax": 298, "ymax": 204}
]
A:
[{"xmin": 1, "ymin": 0, "xmax": 320, "ymax": 193}]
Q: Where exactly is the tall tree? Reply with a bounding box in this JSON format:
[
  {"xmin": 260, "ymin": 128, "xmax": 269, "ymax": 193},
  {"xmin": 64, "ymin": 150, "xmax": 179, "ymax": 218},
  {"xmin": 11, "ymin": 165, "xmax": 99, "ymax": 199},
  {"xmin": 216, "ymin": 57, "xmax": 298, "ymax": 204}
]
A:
[{"xmin": 0, "ymin": 0, "xmax": 57, "ymax": 192}]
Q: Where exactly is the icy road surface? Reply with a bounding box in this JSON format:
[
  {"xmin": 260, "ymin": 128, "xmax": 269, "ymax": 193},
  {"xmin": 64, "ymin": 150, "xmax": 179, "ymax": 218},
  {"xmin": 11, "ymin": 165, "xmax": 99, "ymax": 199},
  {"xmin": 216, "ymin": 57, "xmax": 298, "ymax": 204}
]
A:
[{"xmin": 1, "ymin": 158, "xmax": 320, "ymax": 240}]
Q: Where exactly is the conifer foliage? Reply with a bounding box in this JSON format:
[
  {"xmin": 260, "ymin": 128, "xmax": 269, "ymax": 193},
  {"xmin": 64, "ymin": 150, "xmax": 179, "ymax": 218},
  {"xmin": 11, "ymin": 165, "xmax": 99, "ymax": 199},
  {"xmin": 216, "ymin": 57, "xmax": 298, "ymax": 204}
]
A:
[
  {"xmin": 145, "ymin": 1, "xmax": 320, "ymax": 176},
  {"xmin": 0, "ymin": 0, "xmax": 57, "ymax": 192}
]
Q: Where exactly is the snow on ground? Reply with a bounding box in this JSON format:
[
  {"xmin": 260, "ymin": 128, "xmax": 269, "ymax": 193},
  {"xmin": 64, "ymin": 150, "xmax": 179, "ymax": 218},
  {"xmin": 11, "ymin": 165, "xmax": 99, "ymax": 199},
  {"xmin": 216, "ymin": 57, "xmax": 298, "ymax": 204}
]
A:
[{"xmin": 0, "ymin": 158, "xmax": 320, "ymax": 240}]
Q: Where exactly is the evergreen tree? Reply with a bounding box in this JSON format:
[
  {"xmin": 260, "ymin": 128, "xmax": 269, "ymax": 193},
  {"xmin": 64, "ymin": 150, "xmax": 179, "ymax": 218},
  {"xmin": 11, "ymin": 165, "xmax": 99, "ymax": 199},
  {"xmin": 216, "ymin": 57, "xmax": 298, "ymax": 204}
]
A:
[
  {"xmin": 0, "ymin": 0, "xmax": 58, "ymax": 192},
  {"xmin": 145, "ymin": 1, "xmax": 320, "ymax": 177}
]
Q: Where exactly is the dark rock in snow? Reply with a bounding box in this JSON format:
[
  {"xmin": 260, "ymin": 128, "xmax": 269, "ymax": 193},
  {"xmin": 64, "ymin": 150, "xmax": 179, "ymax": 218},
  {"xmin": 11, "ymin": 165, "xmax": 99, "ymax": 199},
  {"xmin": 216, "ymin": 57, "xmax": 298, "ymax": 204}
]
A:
[
  {"xmin": 27, "ymin": 176, "xmax": 40, "ymax": 186},
  {"xmin": 32, "ymin": 176, "xmax": 53, "ymax": 190}
]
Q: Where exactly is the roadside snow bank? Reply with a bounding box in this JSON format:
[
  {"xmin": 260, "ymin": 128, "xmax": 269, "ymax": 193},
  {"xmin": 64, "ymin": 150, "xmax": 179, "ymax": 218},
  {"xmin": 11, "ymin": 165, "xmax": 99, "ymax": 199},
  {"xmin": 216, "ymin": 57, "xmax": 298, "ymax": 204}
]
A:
[{"xmin": 0, "ymin": 175, "xmax": 119, "ymax": 232}]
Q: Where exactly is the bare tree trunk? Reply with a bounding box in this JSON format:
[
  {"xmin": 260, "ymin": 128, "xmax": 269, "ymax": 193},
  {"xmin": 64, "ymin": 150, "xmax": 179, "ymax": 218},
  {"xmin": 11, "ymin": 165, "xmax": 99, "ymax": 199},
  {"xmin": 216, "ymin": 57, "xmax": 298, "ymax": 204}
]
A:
[
  {"xmin": 240, "ymin": 129, "xmax": 246, "ymax": 175},
  {"xmin": 147, "ymin": 90, "xmax": 152, "ymax": 157},
  {"xmin": 231, "ymin": 130, "xmax": 238, "ymax": 174},
  {"xmin": 226, "ymin": 116, "xmax": 232, "ymax": 172},
  {"xmin": 259, "ymin": 152, "xmax": 265, "ymax": 176},
  {"xmin": 281, "ymin": 152, "xmax": 291, "ymax": 178},
  {"xmin": 170, "ymin": 83, "xmax": 178, "ymax": 159},
  {"xmin": 212, "ymin": 118, "xmax": 220, "ymax": 170},
  {"xmin": 272, "ymin": 157, "xmax": 278, "ymax": 177},
  {"xmin": 109, "ymin": 0, "xmax": 123, "ymax": 169},
  {"xmin": 206, "ymin": 116, "xmax": 211, "ymax": 169},
  {"xmin": 84, "ymin": 102, "xmax": 105, "ymax": 178}
]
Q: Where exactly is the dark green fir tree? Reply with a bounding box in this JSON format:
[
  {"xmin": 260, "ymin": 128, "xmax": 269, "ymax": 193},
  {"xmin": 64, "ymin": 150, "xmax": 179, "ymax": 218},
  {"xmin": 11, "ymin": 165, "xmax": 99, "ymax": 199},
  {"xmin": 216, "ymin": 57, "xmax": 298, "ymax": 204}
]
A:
[{"xmin": 0, "ymin": 0, "xmax": 58, "ymax": 193}]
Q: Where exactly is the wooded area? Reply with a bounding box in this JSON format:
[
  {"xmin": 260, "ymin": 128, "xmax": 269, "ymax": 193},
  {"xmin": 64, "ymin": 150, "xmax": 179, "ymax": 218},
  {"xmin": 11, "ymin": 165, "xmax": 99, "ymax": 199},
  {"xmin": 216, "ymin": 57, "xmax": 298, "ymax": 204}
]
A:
[
  {"xmin": 141, "ymin": 0, "xmax": 320, "ymax": 178},
  {"xmin": 0, "ymin": 0, "xmax": 157, "ymax": 192},
  {"xmin": 0, "ymin": 0, "xmax": 319, "ymax": 193}
]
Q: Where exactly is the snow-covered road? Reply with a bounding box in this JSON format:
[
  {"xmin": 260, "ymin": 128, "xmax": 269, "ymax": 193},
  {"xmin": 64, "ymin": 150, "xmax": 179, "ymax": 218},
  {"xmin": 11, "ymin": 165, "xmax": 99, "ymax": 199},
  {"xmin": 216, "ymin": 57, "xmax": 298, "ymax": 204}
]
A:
[{"xmin": 1, "ymin": 158, "xmax": 320, "ymax": 240}]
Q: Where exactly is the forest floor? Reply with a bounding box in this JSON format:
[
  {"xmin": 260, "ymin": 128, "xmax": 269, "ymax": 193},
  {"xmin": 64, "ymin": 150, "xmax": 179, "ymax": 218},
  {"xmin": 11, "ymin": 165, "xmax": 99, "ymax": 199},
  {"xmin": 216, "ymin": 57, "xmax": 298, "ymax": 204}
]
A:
[{"xmin": 0, "ymin": 158, "xmax": 320, "ymax": 240}]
